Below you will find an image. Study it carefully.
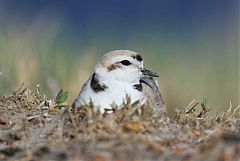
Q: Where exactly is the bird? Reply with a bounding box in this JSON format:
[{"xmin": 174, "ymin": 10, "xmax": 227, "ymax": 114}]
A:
[{"xmin": 72, "ymin": 50, "xmax": 165, "ymax": 113}]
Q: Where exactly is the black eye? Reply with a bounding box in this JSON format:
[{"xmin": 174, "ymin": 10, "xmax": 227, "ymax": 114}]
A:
[{"xmin": 120, "ymin": 60, "xmax": 131, "ymax": 66}]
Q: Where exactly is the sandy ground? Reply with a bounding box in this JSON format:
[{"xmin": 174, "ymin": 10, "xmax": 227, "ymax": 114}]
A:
[{"xmin": 0, "ymin": 85, "xmax": 239, "ymax": 161}]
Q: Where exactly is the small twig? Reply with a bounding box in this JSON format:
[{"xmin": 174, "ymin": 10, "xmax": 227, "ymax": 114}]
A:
[
  {"xmin": 227, "ymin": 101, "xmax": 233, "ymax": 114},
  {"xmin": 53, "ymin": 104, "xmax": 68, "ymax": 108},
  {"xmin": 36, "ymin": 100, "xmax": 46, "ymax": 109},
  {"xmin": 104, "ymin": 108, "xmax": 114, "ymax": 113},
  {"xmin": 185, "ymin": 102, "xmax": 199, "ymax": 114},
  {"xmin": 185, "ymin": 99, "xmax": 196, "ymax": 109},
  {"xmin": 197, "ymin": 103, "xmax": 210, "ymax": 118},
  {"xmin": 27, "ymin": 115, "xmax": 41, "ymax": 121},
  {"xmin": 13, "ymin": 83, "xmax": 24, "ymax": 94},
  {"xmin": 232, "ymin": 105, "xmax": 240, "ymax": 117}
]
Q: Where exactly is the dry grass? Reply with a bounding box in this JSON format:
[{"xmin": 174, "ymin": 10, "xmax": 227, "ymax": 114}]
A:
[{"xmin": 0, "ymin": 85, "xmax": 240, "ymax": 161}]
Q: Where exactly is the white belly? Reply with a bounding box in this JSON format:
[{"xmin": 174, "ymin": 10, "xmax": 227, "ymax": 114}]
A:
[{"xmin": 76, "ymin": 80, "xmax": 144, "ymax": 113}]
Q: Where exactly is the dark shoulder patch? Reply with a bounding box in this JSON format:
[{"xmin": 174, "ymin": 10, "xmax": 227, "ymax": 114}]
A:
[
  {"xmin": 133, "ymin": 83, "xmax": 143, "ymax": 92},
  {"xmin": 90, "ymin": 73, "xmax": 108, "ymax": 92},
  {"xmin": 132, "ymin": 54, "xmax": 143, "ymax": 62}
]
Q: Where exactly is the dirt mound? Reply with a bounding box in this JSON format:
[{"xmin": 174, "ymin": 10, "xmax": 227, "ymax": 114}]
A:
[{"xmin": 0, "ymin": 85, "xmax": 239, "ymax": 161}]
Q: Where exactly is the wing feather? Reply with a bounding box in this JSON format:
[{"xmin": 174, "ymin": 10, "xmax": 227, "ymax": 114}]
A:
[{"xmin": 141, "ymin": 76, "xmax": 165, "ymax": 108}]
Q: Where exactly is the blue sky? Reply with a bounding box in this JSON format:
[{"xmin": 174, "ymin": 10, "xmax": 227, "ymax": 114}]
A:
[{"xmin": 1, "ymin": 0, "xmax": 238, "ymax": 36}]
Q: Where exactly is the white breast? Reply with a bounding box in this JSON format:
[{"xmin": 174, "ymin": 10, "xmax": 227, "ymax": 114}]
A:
[{"xmin": 76, "ymin": 79, "xmax": 144, "ymax": 113}]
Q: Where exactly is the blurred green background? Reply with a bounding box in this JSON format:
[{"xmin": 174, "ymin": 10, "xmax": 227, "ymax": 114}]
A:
[{"xmin": 0, "ymin": 0, "xmax": 239, "ymax": 114}]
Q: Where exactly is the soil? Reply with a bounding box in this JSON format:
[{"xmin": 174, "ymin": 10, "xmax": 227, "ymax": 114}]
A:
[{"xmin": 0, "ymin": 85, "xmax": 239, "ymax": 161}]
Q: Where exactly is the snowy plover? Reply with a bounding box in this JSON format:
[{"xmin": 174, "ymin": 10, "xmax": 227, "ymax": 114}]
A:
[{"xmin": 72, "ymin": 50, "xmax": 165, "ymax": 113}]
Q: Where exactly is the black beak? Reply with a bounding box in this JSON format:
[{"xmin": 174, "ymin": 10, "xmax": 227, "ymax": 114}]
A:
[{"xmin": 141, "ymin": 68, "xmax": 159, "ymax": 77}]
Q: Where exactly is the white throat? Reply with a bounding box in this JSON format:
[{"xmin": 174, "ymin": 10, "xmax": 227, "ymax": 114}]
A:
[{"xmin": 95, "ymin": 65, "xmax": 142, "ymax": 85}]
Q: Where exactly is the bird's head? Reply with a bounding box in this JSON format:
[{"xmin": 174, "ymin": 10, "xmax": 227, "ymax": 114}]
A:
[{"xmin": 95, "ymin": 50, "xmax": 159, "ymax": 84}]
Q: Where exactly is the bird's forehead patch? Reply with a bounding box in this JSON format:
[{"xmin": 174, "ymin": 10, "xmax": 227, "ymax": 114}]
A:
[
  {"xmin": 132, "ymin": 54, "xmax": 143, "ymax": 62},
  {"xmin": 107, "ymin": 64, "xmax": 121, "ymax": 71}
]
